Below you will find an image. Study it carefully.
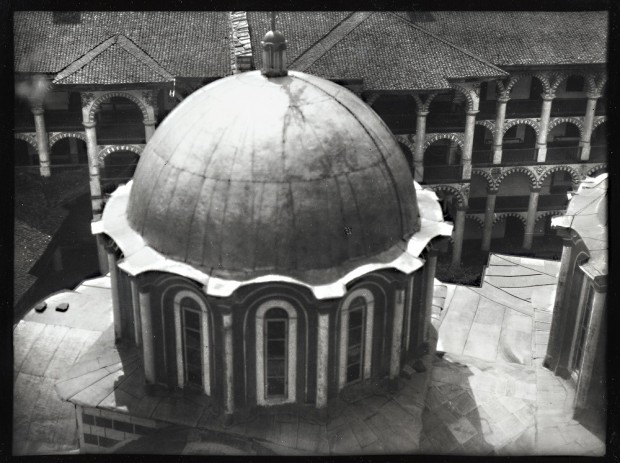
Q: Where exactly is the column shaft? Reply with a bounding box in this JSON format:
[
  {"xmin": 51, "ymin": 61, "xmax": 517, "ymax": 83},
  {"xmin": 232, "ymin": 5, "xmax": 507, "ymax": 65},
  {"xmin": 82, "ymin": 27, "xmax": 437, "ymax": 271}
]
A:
[
  {"xmin": 33, "ymin": 109, "xmax": 51, "ymax": 177},
  {"xmin": 536, "ymin": 96, "xmax": 553, "ymax": 162},
  {"xmin": 316, "ymin": 312, "xmax": 330, "ymax": 408},
  {"xmin": 451, "ymin": 208, "xmax": 466, "ymax": 266},
  {"xmin": 390, "ymin": 289, "xmax": 405, "ymax": 379},
  {"xmin": 83, "ymin": 123, "xmax": 103, "ymax": 216},
  {"xmin": 144, "ymin": 120, "xmax": 156, "ymax": 142},
  {"xmin": 493, "ymin": 99, "xmax": 508, "ymax": 164},
  {"xmin": 222, "ymin": 312, "xmax": 235, "ymax": 417},
  {"xmin": 139, "ymin": 291, "xmax": 156, "ymax": 384},
  {"xmin": 107, "ymin": 251, "xmax": 122, "ymax": 341},
  {"xmin": 130, "ymin": 278, "xmax": 142, "ymax": 347},
  {"xmin": 523, "ymin": 190, "xmax": 540, "ymax": 250},
  {"xmin": 462, "ymin": 111, "xmax": 478, "ymax": 180},
  {"xmin": 579, "ymin": 97, "xmax": 598, "ymax": 161},
  {"xmin": 481, "ymin": 191, "xmax": 497, "ymax": 251},
  {"xmin": 413, "ymin": 111, "xmax": 428, "ymax": 182},
  {"xmin": 423, "ymin": 250, "xmax": 438, "ymax": 342}
]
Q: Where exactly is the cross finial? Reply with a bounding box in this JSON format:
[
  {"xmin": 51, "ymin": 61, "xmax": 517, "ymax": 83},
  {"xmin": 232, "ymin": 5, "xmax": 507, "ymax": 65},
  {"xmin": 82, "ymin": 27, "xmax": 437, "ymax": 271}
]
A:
[{"xmin": 261, "ymin": 11, "xmax": 287, "ymax": 77}]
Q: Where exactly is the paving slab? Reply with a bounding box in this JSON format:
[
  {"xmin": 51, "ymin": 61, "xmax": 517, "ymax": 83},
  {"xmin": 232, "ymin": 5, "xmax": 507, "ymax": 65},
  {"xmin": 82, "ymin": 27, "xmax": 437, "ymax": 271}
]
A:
[{"xmin": 437, "ymin": 286, "xmax": 479, "ymax": 354}]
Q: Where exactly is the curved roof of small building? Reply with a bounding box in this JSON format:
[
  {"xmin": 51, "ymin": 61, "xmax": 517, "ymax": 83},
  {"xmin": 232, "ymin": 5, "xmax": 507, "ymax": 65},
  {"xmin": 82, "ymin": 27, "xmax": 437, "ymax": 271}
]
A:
[{"xmin": 125, "ymin": 70, "xmax": 420, "ymax": 281}]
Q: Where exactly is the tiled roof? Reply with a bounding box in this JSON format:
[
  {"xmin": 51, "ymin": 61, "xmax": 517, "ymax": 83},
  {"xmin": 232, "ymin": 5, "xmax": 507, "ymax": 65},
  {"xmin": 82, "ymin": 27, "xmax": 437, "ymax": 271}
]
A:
[
  {"xmin": 397, "ymin": 11, "xmax": 607, "ymax": 66},
  {"xmin": 14, "ymin": 11, "xmax": 232, "ymax": 80},
  {"xmin": 248, "ymin": 12, "xmax": 506, "ymax": 91},
  {"xmin": 55, "ymin": 37, "xmax": 174, "ymax": 85}
]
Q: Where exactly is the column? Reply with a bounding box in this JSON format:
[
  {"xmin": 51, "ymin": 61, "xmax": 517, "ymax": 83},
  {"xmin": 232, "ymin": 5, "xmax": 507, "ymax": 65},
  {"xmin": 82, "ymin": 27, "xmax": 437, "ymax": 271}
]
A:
[
  {"xmin": 83, "ymin": 121, "xmax": 103, "ymax": 217},
  {"xmin": 462, "ymin": 110, "xmax": 478, "ymax": 180},
  {"xmin": 481, "ymin": 188, "xmax": 498, "ymax": 251},
  {"xmin": 413, "ymin": 111, "xmax": 428, "ymax": 182},
  {"xmin": 575, "ymin": 287, "xmax": 606, "ymax": 409},
  {"xmin": 493, "ymin": 97, "xmax": 508, "ymax": 164},
  {"xmin": 544, "ymin": 236, "xmax": 574, "ymax": 371},
  {"xmin": 579, "ymin": 95, "xmax": 599, "ymax": 161},
  {"xmin": 106, "ymin": 249, "xmax": 122, "ymax": 341},
  {"xmin": 422, "ymin": 246, "xmax": 438, "ymax": 342},
  {"xmin": 144, "ymin": 119, "xmax": 156, "ymax": 142},
  {"xmin": 139, "ymin": 290, "xmax": 156, "ymax": 384},
  {"xmin": 390, "ymin": 288, "xmax": 406, "ymax": 379},
  {"xmin": 450, "ymin": 207, "xmax": 466, "ymax": 267},
  {"xmin": 222, "ymin": 310, "xmax": 235, "ymax": 421},
  {"xmin": 315, "ymin": 310, "xmax": 330, "ymax": 408},
  {"xmin": 522, "ymin": 187, "xmax": 540, "ymax": 250},
  {"xmin": 536, "ymin": 95, "xmax": 554, "ymax": 162},
  {"xmin": 32, "ymin": 106, "xmax": 51, "ymax": 177},
  {"xmin": 130, "ymin": 278, "xmax": 143, "ymax": 347},
  {"xmin": 68, "ymin": 137, "xmax": 80, "ymax": 164}
]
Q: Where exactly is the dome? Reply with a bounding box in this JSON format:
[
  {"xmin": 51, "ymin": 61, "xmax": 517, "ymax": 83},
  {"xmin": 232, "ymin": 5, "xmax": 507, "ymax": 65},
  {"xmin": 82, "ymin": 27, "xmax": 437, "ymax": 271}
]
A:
[{"xmin": 126, "ymin": 70, "xmax": 420, "ymax": 280}]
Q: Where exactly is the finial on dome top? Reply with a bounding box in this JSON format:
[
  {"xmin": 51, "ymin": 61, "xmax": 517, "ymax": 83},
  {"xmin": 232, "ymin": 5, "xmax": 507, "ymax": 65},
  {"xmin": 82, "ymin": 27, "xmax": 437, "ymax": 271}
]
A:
[{"xmin": 261, "ymin": 12, "xmax": 288, "ymax": 77}]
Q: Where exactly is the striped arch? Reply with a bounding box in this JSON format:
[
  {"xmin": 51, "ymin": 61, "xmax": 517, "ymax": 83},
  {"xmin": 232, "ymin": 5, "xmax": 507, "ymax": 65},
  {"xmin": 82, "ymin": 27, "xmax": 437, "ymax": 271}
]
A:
[
  {"xmin": 465, "ymin": 215, "xmax": 485, "ymax": 228},
  {"xmin": 554, "ymin": 70, "xmax": 588, "ymax": 89},
  {"xmin": 502, "ymin": 118, "xmax": 540, "ymax": 137},
  {"xmin": 496, "ymin": 74, "xmax": 529, "ymax": 100},
  {"xmin": 14, "ymin": 133, "xmax": 39, "ymax": 152},
  {"xmin": 395, "ymin": 134, "xmax": 416, "ymax": 154},
  {"xmin": 536, "ymin": 210, "xmax": 564, "ymax": 224},
  {"xmin": 427, "ymin": 184, "xmax": 466, "ymax": 207},
  {"xmin": 451, "ymin": 82, "xmax": 480, "ymax": 112},
  {"xmin": 471, "ymin": 169, "xmax": 494, "ymax": 190},
  {"xmin": 493, "ymin": 212, "xmax": 527, "ymax": 226},
  {"xmin": 88, "ymin": 91, "xmax": 150, "ymax": 123},
  {"xmin": 97, "ymin": 144, "xmax": 144, "ymax": 163},
  {"xmin": 537, "ymin": 165, "xmax": 581, "ymax": 188},
  {"xmin": 48, "ymin": 131, "xmax": 87, "ymax": 148},
  {"xmin": 496, "ymin": 167, "xmax": 537, "ymax": 190},
  {"xmin": 475, "ymin": 120, "xmax": 496, "ymax": 133},
  {"xmin": 585, "ymin": 164, "xmax": 607, "ymax": 177},
  {"xmin": 591, "ymin": 117, "xmax": 607, "ymax": 133},
  {"xmin": 547, "ymin": 117, "xmax": 584, "ymax": 137},
  {"xmin": 532, "ymin": 72, "xmax": 565, "ymax": 97},
  {"xmin": 423, "ymin": 133, "xmax": 464, "ymax": 152}
]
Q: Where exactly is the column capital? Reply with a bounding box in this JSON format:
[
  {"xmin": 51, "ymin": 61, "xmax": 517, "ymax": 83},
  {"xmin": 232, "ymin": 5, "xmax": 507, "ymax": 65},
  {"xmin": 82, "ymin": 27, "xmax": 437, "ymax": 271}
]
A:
[
  {"xmin": 416, "ymin": 110, "xmax": 429, "ymax": 117},
  {"xmin": 466, "ymin": 110, "xmax": 479, "ymax": 117},
  {"xmin": 143, "ymin": 119, "xmax": 157, "ymax": 127},
  {"xmin": 541, "ymin": 93, "xmax": 555, "ymax": 101},
  {"xmin": 82, "ymin": 121, "xmax": 97, "ymax": 129},
  {"xmin": 31, "ymin": 105, "xmax": 44, "ymax": 115},
  {"xmin": 586, "ymin": 92, "xmax": 602, "ymax": 100},
  {"xmin": 497, "ymin": 95, "xmax": 510, "ymax": 103},
  {"xmin": 530, "ymin": 186, "xmax": 542, "ymax": 194},
  {"xmin": 487, "ymin": 187, "xmax": 499, "ymax": 195}
]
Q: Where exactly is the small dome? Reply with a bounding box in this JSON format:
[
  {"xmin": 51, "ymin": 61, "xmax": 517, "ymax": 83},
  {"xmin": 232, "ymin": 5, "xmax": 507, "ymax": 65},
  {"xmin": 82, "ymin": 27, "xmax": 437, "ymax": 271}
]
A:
[{"xmin": 126, "ymin": 70, "xmax": 419, "ymax": 280}]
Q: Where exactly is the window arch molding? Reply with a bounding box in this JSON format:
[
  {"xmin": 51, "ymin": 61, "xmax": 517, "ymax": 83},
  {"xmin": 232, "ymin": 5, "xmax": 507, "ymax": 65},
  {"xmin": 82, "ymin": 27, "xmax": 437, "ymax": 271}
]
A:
[
  {"xmin": 337, "ymin": 287, "xmax": 375, "ymax": 390},
  {"xmin": 255, "ymin": 300, "xmax": 298, "ymax": 406},
  {"xmin": 172, "ymin": 289, "xmax": 212, "ymax": 395}
]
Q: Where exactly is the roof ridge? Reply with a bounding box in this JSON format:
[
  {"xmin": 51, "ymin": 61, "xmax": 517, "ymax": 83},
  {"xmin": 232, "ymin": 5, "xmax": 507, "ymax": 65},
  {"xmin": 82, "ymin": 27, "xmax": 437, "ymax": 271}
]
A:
[
  {"xmin": 387, "ymin": 11, "xmax": 508, "ymax": 77},
  {"xmin": 53, "ymin": 34, "xmax": 117, "ymax": 83},
  {"xmin": 290, "ymin": 11, "xmax": 373, "ymax": 72}
]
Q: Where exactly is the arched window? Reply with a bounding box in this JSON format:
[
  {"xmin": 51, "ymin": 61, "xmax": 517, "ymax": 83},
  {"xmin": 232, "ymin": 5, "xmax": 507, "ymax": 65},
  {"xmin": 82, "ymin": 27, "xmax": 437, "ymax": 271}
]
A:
[
  {"xmin": 255, "ymin": 301, "xmax": 298, "ymax": 406},
  {"xmin": 173, "ymin": 290, "xmax": 211, "ymax": 395},
  {"xmin": 338, "ymin": 288, "xmax": 375, "ymax": 390}
]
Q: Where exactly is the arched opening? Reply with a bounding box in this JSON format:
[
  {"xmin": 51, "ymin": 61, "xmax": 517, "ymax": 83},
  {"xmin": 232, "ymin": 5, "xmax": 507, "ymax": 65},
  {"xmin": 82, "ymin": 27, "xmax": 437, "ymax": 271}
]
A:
[
  {"xmin": 501, "ymin": 124, "xmax": 537, "ymax": 163},
  {"xmin": 43, "ymin": 91, "xmax": 83, "ymax": 131},
  {"xmin": 532, "ymin": 215, "xmax": 563, "ymax": 259},
  {"xmin": 371, "ymin": 94, "xmax": 417, "ymax": 134},
  {"xmin": 100, "ymin": 150, "xmax": 140, "ymax": 197},
  {"xmin": 14, "ymin": 139, "xmax": 37, "ymax": 167},
  {"xmin": 539, "ymin": 170, "xmax": 574, "ymax": 212},
  {"xmin": 255, "ymin": 300, "xmax": 298, "ymax": 405},
  {"xmin": 338, "ymin": 288, "xmax": 375, "ymax": 390},
  {"xmin": 398, "ymin": 142, "xmax": 414, "ymax": 176},
  {"xmin": 423, "ymin": 139, "xmax": 462, "ymax": 183},
  {"xmin": 496, "ymin": 171, "xmax": 533, "ymax": 212},
  {"xmin": 95, "ymin": 96, "xmax": 146, "ymax": 144},
  {"xmin": 552, "ymin": 74, "xmax": 588, "ymax": 116},
  {"xmin": 547, "ymin": 122, "xmax": 581, "ymax": 162},
  {"xmin": 466, "ymin": 174, "xmax": 490, "ymax": 213},
  {"xmin": 491, "ymin": 215, "xmax": 525, "ymax": 253},
  {"xmin": 588, "ymin": 167, "xmax": 607, "ymax": 178},
  {"xmin": 506, "ymin": 76, "xmax": 541, "ymax": 118},
  {"xmin": 590, "ymin": 122, "xmax": 607, "ymax": 162},
  {"xmin": 50, "ymin": 137, "xmax": 88, "ymax": 166},
  {"xmin": 426, "ymin": 92, "xmax": 466, "ymax": 132},
  {"xmin": 472, "ymin": 125, "xmax": 493, "ymax": 164}
]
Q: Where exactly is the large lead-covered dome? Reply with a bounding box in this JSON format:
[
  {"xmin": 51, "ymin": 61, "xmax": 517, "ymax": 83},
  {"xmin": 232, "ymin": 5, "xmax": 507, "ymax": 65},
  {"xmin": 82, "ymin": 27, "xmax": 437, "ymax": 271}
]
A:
[{"xmin": 127, "ymin": 70, "xmax": 419, "ymax": 279}]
